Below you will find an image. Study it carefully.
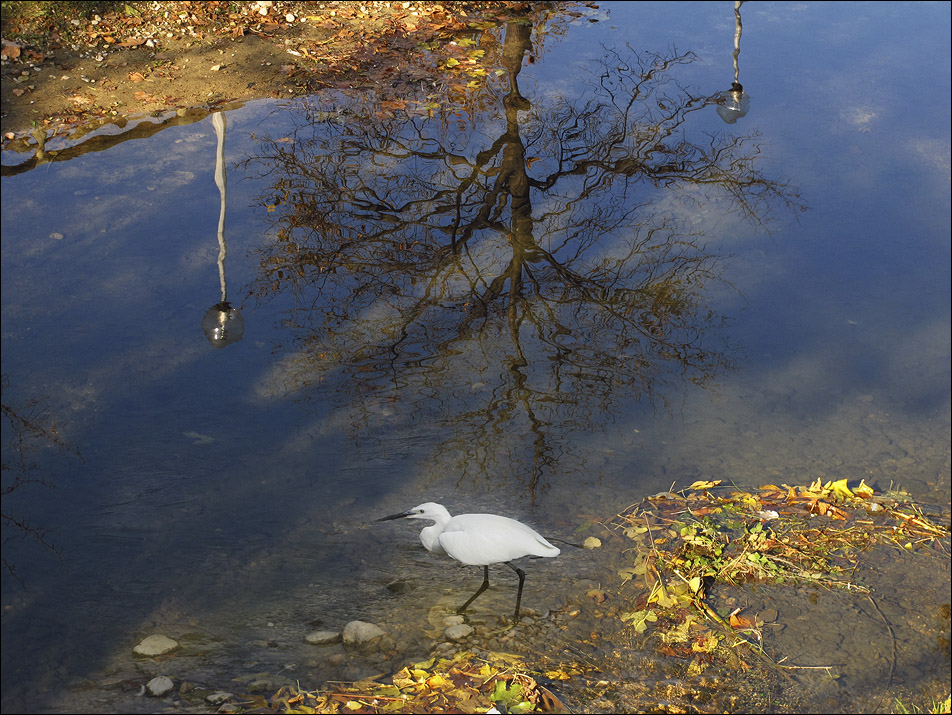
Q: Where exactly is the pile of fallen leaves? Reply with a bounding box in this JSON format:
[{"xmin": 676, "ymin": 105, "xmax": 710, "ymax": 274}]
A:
[
  {"xmin": 1, "ymin": 2, "xmax": 521, "ymax": 55},
  {"xmin": 608, "ymin": 478, "xmax": 949, "ymax": 657},
  {"xmin": 254, "ymin": 650, "xmax": 567, "ymax": 714}
]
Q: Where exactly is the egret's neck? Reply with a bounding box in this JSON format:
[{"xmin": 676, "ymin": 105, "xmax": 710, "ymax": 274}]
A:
[{"xmin": 418, "ymin": 508, "xmax": 451, "ymax": 553}]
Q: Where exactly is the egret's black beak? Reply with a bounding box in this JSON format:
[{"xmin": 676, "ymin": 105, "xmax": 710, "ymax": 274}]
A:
[{"xmin": 376, "ymin": 510, "xmax": 412, "ymax": 522}]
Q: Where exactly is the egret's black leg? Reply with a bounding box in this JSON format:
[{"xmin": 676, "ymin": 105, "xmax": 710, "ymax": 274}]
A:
[
  {"xmin": 505, "ymin": 561, "xmax": 526, "ymax": 622},
  {"xmin": 457, "ymin": 565, "xmax": 490, "ymax": 614}
]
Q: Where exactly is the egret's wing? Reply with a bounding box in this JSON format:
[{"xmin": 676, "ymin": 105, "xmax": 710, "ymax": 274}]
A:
[{"xmin": 438, "ymin": 514, "xmax": 559, "ymax": 566}]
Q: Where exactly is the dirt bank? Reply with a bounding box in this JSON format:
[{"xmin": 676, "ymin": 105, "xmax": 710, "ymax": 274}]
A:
[{"xmin": 1, "ymin": 1, "xmax": 534, "ymax": 142}]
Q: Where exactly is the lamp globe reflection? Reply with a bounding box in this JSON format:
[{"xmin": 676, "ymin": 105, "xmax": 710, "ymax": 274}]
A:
[
  {"xmin": 714, "ymin": 81, "xmax": 750, "ymax": 124},
  {"xmin": 376, "ymin": 502, "xmax": 560, "ymax": 622},
  {"xmin": 202, "ymin": 303, "xmax": 245, "ymax": 348}
]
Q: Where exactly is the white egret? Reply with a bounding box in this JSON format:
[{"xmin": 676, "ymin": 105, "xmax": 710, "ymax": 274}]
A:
[{"xmin": 376, "ymin": 502, "xmax": 560, "ymax": 621}]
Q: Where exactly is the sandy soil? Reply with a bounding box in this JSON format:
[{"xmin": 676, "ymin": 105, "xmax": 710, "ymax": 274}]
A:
[{"xmin": 1, "ymin": 1, "xmax": 528, "ymax": 143}]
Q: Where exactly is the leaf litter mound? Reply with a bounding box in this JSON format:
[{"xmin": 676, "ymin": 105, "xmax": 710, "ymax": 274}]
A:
[{"xmin": 244, "ymin": 478, "xmax": 948, "ymax": 714}]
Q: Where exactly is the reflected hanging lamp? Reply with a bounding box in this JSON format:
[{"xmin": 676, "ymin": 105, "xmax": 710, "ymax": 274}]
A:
[
  {"xmin": 713, "ymin": 1, "xmax": 750, "ymax": 125},
  {"xmin": 202, "ymin": 111, "xmax": 245, "ymax": 348}
]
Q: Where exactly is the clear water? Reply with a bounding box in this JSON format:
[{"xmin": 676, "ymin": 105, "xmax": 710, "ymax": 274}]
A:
[{"xmin": 2, "ymin": 2, "xmax": 949, "ymax": 712}]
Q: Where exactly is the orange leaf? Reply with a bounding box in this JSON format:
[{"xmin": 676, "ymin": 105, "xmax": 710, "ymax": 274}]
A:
[{"xmin": 730, "ymin": 613, "xmax": 755, "ymax": 629}]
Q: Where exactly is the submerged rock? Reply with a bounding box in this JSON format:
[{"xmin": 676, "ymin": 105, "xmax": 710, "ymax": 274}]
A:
[
  {"xmin": 206, "ymin": 691, "xmax": 234, "ymax": 705},
  {"xmin": 305, "ymin": 630, "xmax": 342, "ymax": 645},
  {"xmin": 444, "ymin": 624, "xmax": 474, "ymax": 641},
  {"xmin": 145, "ymin": 675, "xmax": 174, "ymax": 697},
  {"xmin": 133, "ymin": 634, "xmax": 179, "ymax": 657},
  {"xmin": 342, "ymin": 620, "xmax": 386, "ymax": 645}
]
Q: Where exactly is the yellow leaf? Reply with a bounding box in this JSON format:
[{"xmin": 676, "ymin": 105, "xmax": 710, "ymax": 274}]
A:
[
  {"xmin": 692, "ymin": 631, "xmax": 721, "ymax": 652},
  {"xmin": 617, "ymin": 566, "xmax": 639, "ymax": 583},
  {"xmin": 828, "ymin": 478, "xmax": 854, "ymax": 501},
  {"xmin": 807, "ymin": 477, "xmax": 825, "ymax": 493},
  {"xmin": 855, "ymin": 479, "xmax": 875, "ymax": 498},
  {"xmin": 426, "ymin": 674, "xmax": 450, "ymax": 689},
  {"xmin": 486, "ymin": 651, "xmax": 525, "ymax": 666},
  {"xmin": 445, "ymin": 57, "xmax": 459, "ymax": 68},
  {"xmin": 690, "ymin": 479, "xmax": 722, "ymax": 490}
]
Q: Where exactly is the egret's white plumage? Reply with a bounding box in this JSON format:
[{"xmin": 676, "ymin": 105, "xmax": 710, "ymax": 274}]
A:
[{"xmin": 376, "ymin": 501, "xmax": 560, "ymax": 621}]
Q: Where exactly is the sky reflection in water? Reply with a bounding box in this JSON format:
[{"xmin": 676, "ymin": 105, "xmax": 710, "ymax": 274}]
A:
[{"xmin": 1, "ymin": 2, "xmax": 949, "ymax": 712}]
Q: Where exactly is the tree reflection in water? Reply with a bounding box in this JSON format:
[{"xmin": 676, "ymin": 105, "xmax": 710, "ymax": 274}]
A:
[{"xmin": 244, "ymin": 20, "xmax": 804, "ymax": 495}]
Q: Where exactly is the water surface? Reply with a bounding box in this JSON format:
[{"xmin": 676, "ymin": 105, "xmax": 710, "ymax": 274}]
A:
[{"xmin": 2, "ymin": 2, "xmax": 949, "ymax": 712}]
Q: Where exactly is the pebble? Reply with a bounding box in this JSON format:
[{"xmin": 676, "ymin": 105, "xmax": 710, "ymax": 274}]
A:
[
  {"xmin": 444, "ymin": 624, "xmax": 474, "ymax": 641},
  {"xmin": 145, "ymin": 675, "xmax": 174, "ymax": 697},
  {"xmin": 133, "ymin": 634, "xmax": 179, "ymax": 657},
  {"xmin": 305, "ymin": 630, "xmax": 342, "ymax": 645},
  {"xmin": 206, "ymin": 691, "xmax": 234, "ymax": 705},
  {"xmin": 342, "ymin": 620, "xmax": 386, "ymax": 645}
]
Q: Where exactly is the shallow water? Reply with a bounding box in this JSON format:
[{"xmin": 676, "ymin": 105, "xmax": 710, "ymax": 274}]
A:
[{"xmin": 2, "ymin": 2, "xmax": 949, "ymax": 712}]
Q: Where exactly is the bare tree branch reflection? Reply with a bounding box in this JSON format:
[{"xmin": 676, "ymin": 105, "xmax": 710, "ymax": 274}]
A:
[
  {"xmin": 1, "ymin": 375, "xmax": 81, "ymax": 582},
  {"xmin": 243, "ymin": 24, "xmax": 805, "ymax": 494}
]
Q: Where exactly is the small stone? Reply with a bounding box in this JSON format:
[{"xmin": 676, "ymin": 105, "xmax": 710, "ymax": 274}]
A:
[
  {"xmin": 305, "ymin": 630, "xmax": 341, "ymax": 646},
  {"xmin": 386, "ymin": 579, "xmax": 411, "ymax": 593},
  {"xmin": 145, "ymin": 675, "xmax": 174, "ymax": 697},
  {"xmin": 583, "ymin": 536, "xmax": 602, "ymax": 549},
  {"xmin": 444, "ymin": 624, "xmax": 474, "ymax": 641},
  {"xmin": 206, "ymin": 691, "xmax": 234, "ymax": 705},
  {"xmin": 342, "ymin": 621, "xmax": 386, "ymax": 645},
  {"xmin": 133, "ymin": 634, "xmax": 179, "ymax": 657},
  {"xmin": 247, "ymin": 679, "xmax": 274, "ymax": 693},
  {"xmin": 442, "ymin": 615, "xmax": 465, "ymax": 627}
]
